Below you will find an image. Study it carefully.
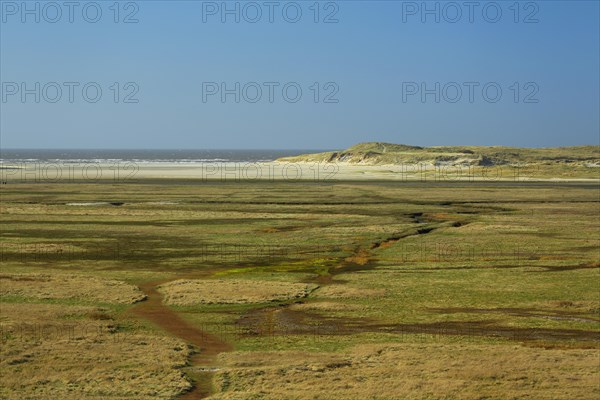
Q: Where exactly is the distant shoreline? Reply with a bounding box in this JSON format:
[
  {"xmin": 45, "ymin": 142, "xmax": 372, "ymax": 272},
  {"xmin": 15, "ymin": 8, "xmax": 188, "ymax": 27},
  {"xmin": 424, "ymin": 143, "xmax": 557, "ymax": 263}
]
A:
[
  {"xmin": 1, "ymin": 142, "xmax": 598, "ymax": 182},
  {"xmin": 1, "ymin": 161, "xmax": 598, "ymax": 183},
  {"xmin": 0, "ymin": 149, "xmax": 330, "ymax": 165}
]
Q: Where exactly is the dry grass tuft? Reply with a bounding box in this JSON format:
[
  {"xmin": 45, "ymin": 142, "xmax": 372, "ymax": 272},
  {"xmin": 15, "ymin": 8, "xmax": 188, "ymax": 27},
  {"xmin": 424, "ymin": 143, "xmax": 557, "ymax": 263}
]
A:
[
  {"xmin": 288, "ymin": 301, "xmax": 360, "ymax": 312},
  {"xmin": 158, "ymin": 279, "xmax": 318, "ymax": 305},
  {"xmin": 313, "ymin": 284, "xmax": 385, "ymax": 299},
  {"xmin": 0, "ymin": 273, "xmax": 146, "ymax": 304}
]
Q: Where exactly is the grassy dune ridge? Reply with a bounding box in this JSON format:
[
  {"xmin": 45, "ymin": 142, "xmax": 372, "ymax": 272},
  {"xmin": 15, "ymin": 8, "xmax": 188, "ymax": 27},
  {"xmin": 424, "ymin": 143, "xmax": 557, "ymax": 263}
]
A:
[
  {"xmin": 278, "ymin": 142, "xmax": 600, "ymax": 165},
  {"xmin": 277, "ymin": 142, "xmax": 600, "ymax": 179}
]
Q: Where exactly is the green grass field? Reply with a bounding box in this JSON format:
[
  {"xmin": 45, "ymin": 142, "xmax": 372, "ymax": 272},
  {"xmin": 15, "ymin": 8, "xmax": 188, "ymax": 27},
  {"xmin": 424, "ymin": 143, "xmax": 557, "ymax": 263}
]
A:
[{"xmin": 1, "ymin": 180, "xmax": 599, "ymax": 399}]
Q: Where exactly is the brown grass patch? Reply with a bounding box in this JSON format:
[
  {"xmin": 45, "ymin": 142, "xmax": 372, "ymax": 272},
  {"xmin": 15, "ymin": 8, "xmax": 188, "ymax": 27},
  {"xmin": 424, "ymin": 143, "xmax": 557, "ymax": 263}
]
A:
[
  {"xmin": 0, "ymin": 273, "xmax": 146, "ymax": 304},
  {"xmin": 209, "ymin": 343, "xmax": 600, "ymax": 399},
  {"xmin": 158, "ymin": 279, "xmax": 318, "ymax": 305},
  {"xmin": 344, "ymin": 248, "xmax": 371, "ymax": 265},
  {"xmin": 288, "ymin": 301, "xmax": 360, "ymax": 312},
  {"xmin": 312, "ymin": 285, "xmax": 385, "ymax": 299},
  {"xmin": 0, "ymin": 303, "xmax": 192, "ymax": 399}
]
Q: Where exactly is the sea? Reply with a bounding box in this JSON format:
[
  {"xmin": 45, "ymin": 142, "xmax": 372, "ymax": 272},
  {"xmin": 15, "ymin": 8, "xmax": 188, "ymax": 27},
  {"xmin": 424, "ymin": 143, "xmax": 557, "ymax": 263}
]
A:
[{"xmin": 0, "ymin": 149, "xmax": 326, "ymax": 164}]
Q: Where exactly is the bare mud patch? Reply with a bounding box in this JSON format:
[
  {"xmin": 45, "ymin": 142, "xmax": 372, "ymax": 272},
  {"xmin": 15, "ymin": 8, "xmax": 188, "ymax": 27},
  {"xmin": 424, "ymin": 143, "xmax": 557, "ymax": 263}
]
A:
[
  {"xmin": 430, "ymin": 306, "xmax": 600, "ymax": 324},
  {"xmin": 237, "ymin": 307, "xmax": 599, "ymax": 347},
  {"xmin": 65, "ymin": 202, "xmax": 110, "ymax": 206}
]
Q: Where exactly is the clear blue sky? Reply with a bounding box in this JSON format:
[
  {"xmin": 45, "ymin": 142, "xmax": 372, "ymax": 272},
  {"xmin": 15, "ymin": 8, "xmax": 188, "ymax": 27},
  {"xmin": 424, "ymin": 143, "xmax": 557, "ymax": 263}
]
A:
[{"xmin": 1, "ymin": 0, "xmax": 599, "ymax": 149}]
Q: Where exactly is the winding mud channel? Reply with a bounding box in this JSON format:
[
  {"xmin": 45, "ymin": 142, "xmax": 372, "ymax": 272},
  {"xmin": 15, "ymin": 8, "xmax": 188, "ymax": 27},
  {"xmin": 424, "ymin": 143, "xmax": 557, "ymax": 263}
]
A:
[
  {"xmin": 132, "ymin": 280, "xmax": 233, "ymax": 399},
  {"xmin": 131, "ymin": 213, "xmax": 553, "ymax": 397}
]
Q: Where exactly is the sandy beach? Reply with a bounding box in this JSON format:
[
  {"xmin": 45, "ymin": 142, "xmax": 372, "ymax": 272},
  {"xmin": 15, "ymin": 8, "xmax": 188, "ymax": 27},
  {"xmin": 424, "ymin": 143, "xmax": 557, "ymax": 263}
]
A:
[{"xmin": 2, "ymin": 161, "xmax": 598, "ymax": 183}]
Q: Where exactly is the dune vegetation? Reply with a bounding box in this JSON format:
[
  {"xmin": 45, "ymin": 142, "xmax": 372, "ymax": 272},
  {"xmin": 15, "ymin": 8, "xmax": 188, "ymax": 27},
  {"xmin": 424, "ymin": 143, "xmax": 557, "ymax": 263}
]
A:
[{"xmin": 277, "ymin": 142, "xmax": 600, "ymax": 179}]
